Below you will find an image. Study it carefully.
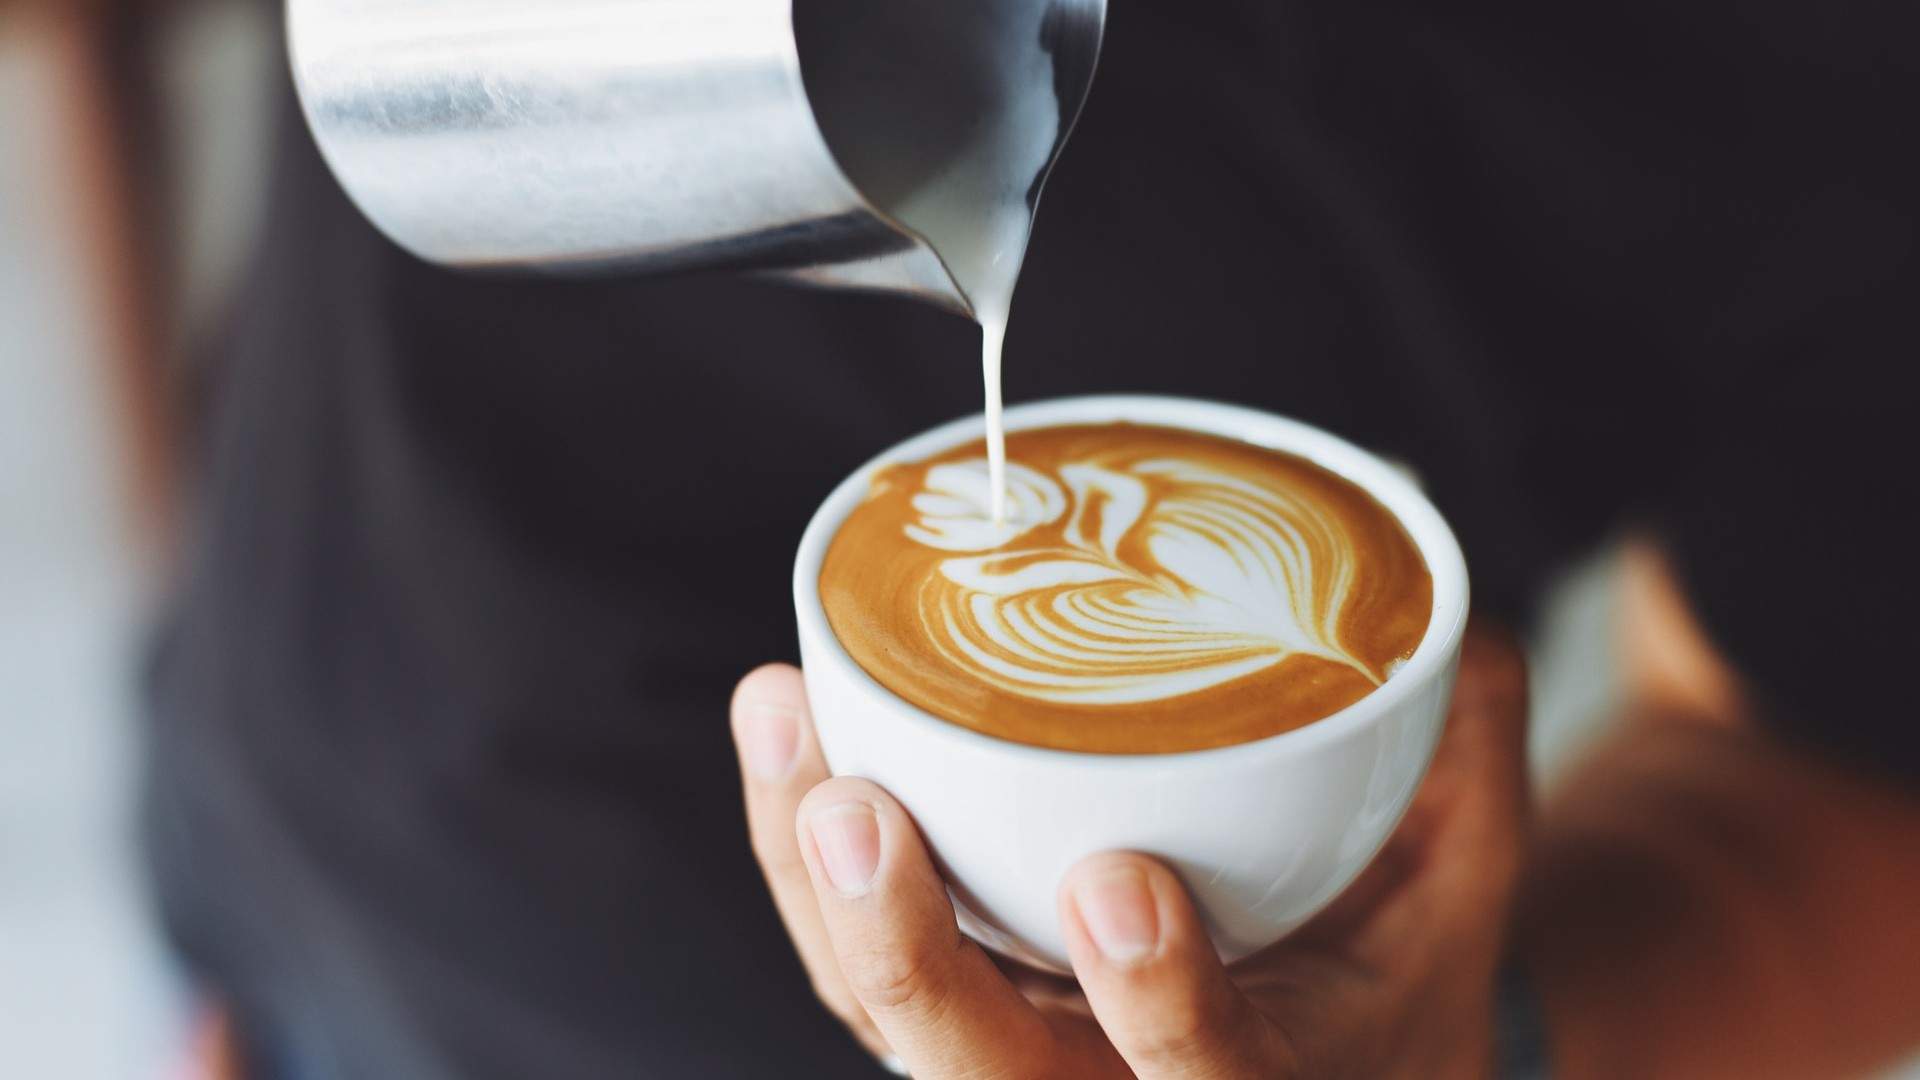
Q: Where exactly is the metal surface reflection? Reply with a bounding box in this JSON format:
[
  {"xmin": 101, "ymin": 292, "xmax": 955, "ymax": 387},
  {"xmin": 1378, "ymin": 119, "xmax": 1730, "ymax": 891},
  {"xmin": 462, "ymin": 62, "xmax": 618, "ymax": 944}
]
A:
[{"xmin": 287, "ymin": 0, "xmax": 1106, "ymax": 316}]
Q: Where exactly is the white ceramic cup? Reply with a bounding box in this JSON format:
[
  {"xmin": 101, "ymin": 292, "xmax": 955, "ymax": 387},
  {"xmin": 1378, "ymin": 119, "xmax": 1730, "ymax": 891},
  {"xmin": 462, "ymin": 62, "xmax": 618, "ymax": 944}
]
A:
[{"xmin": 793, "ymin": 395, "xmax": 1469, "ymax": 971}]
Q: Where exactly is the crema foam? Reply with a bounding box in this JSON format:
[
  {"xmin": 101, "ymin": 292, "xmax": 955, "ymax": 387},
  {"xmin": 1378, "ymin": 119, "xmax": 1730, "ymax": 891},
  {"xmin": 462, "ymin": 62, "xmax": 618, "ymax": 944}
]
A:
[{"xmin": 820, "ymin": 423, "xmax": 1434, "ymax": 753}]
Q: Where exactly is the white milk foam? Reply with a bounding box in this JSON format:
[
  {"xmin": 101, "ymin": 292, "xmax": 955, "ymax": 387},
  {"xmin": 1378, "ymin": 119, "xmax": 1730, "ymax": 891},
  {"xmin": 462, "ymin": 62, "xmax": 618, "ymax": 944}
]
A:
[{"xmin": 900, "ymin": 456, "xmax": 1378, "ymax": 706}]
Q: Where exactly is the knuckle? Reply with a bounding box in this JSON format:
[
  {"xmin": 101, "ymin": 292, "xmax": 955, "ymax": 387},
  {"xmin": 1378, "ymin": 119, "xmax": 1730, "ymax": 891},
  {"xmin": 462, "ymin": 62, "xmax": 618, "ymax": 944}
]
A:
[
  {"xmin": 1140, "ymin": 1003, "xmax": 1216, "ymax": 1059},
  {"xmin": 841, "ymin": 939, "xmax": 945, "ymax": 1014},
  {"xmin": 1130, "ymin": 993, "xmax": 1256, "ymax": 1070}
]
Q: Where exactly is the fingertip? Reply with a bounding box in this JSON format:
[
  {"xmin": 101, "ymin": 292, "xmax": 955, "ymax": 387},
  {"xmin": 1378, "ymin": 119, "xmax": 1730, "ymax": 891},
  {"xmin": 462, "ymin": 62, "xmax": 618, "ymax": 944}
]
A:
[
  {"xmin": 1060, "ymin": 853, "xmax": 1214, "ymax": 974},
  {"xmin": 1135, "ymin": 857, "xmax": 1209, "ymax": 942},
  {"xmin": 732, "ymin": 665, "xmax": 813, "ymax": 783},
  {"xmin": 731, "ymin": 663, "xmax": 809, "ymax": 724},
  {"xmin": 1062, "ymin": 856, "xmax": 1161, "ymax": 971},
  {"xmin": 796, "ymin": 778, "xmax": 916, "ymax": 897}
]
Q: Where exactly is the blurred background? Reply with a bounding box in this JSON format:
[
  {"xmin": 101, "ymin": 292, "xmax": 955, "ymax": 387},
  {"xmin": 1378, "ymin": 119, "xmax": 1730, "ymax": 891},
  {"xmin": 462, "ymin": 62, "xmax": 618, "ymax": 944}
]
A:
[
  {"xmin": 0, "ymin": 2, "xmax": 1909, "ymax": 1078},
  {"xmin": 2, "ymin": 2, "xmax": 271, "ymax": 1075}
]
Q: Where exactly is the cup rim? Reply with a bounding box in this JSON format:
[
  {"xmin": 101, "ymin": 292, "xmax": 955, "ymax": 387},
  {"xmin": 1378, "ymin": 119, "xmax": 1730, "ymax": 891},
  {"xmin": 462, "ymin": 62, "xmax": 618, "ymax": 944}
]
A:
[{"xmin": 793, "ymin": 395, "xmax": 1470, "ymax": 767}]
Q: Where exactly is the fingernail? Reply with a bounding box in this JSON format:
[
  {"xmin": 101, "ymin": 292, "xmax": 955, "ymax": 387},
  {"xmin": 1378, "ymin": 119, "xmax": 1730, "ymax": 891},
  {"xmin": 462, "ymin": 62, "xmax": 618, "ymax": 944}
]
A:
[
  {"xmin": 1072, "ymin": 865, "xmax": 1159, "ymax": 965},
  {"xmin": 810, "ymin": 802, "xmax": 880, "ymax": 897},
  {"xmin": 738, "ymin": 703, "xmax": 802, "ymax": 782}
]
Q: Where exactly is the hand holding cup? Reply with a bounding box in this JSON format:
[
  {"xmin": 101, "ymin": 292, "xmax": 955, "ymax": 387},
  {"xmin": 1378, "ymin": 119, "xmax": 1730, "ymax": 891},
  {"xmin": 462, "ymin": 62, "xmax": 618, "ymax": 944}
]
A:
[{"xmin": 731, "ymin": 624, "xmax": 1528, "ymax": 1078}]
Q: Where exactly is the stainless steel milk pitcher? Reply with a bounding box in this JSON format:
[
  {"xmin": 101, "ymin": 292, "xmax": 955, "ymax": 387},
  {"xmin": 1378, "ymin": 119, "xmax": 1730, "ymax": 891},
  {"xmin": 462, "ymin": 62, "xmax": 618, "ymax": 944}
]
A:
[{"xmin": 286, "ymin": 0, "xmax": 1106, "ymax": 317}]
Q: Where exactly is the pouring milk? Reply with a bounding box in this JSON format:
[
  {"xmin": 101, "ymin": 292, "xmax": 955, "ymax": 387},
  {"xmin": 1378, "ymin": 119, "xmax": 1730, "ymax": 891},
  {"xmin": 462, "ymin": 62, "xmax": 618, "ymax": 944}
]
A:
[{"xmin": 798, "ymin": 0, "xmax": 1084, "ymax": 523}]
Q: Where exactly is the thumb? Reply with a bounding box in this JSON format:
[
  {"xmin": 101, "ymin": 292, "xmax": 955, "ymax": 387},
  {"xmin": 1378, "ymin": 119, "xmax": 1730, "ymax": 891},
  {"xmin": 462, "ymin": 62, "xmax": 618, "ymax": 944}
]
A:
[{"xmin": 1061, "ymin": 853, "xmax": 1289, "ymax": 1079}]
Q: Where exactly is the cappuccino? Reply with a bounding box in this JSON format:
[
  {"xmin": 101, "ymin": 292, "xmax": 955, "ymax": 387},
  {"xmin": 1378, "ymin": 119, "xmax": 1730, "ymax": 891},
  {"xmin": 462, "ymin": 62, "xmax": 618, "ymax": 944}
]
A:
[{"xmin": 820, "ymin": 423, "xmax": 1433, "ymax": 753}]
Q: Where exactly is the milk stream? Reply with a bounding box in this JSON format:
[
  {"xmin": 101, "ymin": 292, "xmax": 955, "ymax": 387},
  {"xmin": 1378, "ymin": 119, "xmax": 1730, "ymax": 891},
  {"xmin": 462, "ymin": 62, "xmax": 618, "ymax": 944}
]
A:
[
  {"xmin": 981, "ymin": 312, "xmax": 1010, "ymax": 522},
  {"xmin": 878, "ymin": 42, "xmax": 1057, "ymax": 529},
  {"xmin": 797, "ymin": 0, "xmax": 1065, "ymax": 528}
]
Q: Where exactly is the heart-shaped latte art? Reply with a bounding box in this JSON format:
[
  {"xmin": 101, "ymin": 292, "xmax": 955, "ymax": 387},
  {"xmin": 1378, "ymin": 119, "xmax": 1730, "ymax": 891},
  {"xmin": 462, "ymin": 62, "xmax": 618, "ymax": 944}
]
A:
[{"xmin": 905, "ymin": 455, "xmax": 1377, "ymax": 706}]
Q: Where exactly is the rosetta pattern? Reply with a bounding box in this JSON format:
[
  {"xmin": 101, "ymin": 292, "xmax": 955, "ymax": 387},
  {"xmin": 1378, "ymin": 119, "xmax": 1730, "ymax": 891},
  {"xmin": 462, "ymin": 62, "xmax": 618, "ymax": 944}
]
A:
[{"xmin": 905, "ymin": 456, "xmax": 1377, "ymax": 706}]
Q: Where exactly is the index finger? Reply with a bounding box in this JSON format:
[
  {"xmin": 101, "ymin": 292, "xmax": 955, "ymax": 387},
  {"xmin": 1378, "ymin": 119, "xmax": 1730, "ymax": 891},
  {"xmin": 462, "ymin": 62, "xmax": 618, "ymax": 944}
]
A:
[
  {"xmin": 731, "ymin": 665, "xmax": 885, "ymax": 1056},
  {"xmin": 798, "ymin": 777, "xmax": 1069, "ymax": 1079}
]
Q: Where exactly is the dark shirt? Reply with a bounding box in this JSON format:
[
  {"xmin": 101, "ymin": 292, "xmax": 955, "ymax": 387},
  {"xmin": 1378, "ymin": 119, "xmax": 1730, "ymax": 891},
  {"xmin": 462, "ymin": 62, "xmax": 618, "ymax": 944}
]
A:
[{"xmin": 146, "ymin": 2, "xmax": 1919, "ymax": 1077}]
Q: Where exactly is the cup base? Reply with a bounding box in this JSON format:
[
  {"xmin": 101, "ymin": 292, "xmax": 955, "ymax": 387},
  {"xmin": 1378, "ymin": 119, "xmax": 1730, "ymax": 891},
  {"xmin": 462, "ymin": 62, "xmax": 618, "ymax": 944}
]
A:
[{"xmin": 951, "ymin": 892, "xmax": 1070, "ymax": 975}]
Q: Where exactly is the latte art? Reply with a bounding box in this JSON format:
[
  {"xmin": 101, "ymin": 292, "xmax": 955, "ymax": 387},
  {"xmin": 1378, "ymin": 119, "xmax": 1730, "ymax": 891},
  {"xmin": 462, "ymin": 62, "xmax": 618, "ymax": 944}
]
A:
[
  {"xmin": 822, "ymin": 424, "xmax": 1433, "ymax": 753},
  {"xmin": 914, "ymin": 456, "xmax": 1378, "ymax": 705}
]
